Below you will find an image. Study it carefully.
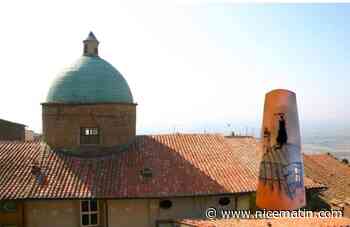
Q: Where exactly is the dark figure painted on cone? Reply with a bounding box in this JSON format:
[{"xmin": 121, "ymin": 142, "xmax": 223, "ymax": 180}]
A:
[{"xmin": 277, "ymin": 115, "xmax": 288, "ymax": 147}]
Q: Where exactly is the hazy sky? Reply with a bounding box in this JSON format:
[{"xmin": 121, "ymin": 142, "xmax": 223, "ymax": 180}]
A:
[{"xmin": 0, "ymin": 2, "xmax": 349, "ymax": 135}]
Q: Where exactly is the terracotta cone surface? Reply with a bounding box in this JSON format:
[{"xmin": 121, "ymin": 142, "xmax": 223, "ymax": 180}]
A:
[{"xmin": 256, "ymin": 89, "xmax": 306, "ymax": 210}]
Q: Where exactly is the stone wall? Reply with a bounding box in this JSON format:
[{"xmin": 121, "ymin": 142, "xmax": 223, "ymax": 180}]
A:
[
  {"xmin": 42, "ymin": 103, "xmax": 136, "ymax": 149},
  {"xmin": 0, "ymin": 119, "xmax": 25, "ymax": 141}
]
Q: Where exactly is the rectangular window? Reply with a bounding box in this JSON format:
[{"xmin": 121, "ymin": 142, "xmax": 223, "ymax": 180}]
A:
[
  {"xmin": 80, "ymin": 128, "xmax": 100, "ymax": 145},
  {"xmin": 80, "ymin": 200, "xmax": 99, "ymax": 227}
]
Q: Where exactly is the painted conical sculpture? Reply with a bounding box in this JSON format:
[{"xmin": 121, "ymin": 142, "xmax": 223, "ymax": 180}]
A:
[{"xmin": 256, "ymin": 89, "xmax": 306, "ymax": 210}]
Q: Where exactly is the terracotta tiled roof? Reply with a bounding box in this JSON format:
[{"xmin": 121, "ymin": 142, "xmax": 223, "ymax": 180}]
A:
[
  {"xmin": 176, "ymin": 217, "xmax": 350, "ymax": 227},
  {"xmin": 0, "ymin": 134, "xmax": 322, "ymax": 200},
  {"xmin": 304, "ymin": 154, "xmax": 350, "ymax": 207}
]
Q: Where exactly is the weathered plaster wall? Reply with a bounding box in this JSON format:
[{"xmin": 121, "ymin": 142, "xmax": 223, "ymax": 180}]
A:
[
  {"xmin": 21, "ymin": 195, "xmax": 250, "ymax": 227},
  {"xmin": 25, "ymin": 200, "xmax": 106, "ymax": 227},
  {"xmin": 108, "ymin": 194, "xmax": 250, "ymax": 227},
  {"xmin": 25, "ymin": 200, "xmax": 80, "ymax": 227}
]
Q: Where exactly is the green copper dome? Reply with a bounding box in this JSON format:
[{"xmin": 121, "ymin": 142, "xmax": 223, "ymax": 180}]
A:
[{"xmin": 46, "ymin": 56, "xmax": 133, "ymax": 103}]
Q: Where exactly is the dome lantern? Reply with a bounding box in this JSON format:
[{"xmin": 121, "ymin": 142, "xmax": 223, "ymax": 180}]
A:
[{"xmin": 83, "ymin": 31, "xmax": 99, "ymax": 57}]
